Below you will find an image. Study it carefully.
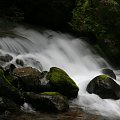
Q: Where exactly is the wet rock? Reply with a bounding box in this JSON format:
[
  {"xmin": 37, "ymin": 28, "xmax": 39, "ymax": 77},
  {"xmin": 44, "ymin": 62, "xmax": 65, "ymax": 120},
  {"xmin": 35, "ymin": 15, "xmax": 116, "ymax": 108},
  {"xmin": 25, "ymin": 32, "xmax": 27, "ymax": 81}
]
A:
[
  {"xmin": 0, "ymin": 97, "xmax": 6, "ymax": 112},
  {"xmin": 23, "ymin": 92, "xmax": 69, "ymax": 112},
  {"xmin": 0, "ymin": 61, "xmax": 6, "ymax": 67},
  {"xmin": 24, "ymin": 57, "xmax": 43, "ymax": 71},
  {"xmin": 0, "ymin": 97, "xmax": 20, "ymax": 113},
  {"xmin": 0, "ymin": 65, "xmax": 4, "ymax": 72},
  {"xmin": 7, "ymin": 106, "xmax": 111, "ymax": 120},
  {"xmin": 12, "ymin": 67, "xmax": 51, "ymax": 92},
  {"xmin": 4, "ymin": 64, "xmax": 16, "ymax": 75},
  {"xmin": 87, "ymin": 75, "xmax": 120, "ymax": 99},
  {"xmin": 0, "ymin": 69, "xmax": 23, "ymax": 105},
  {"xmin": 101, "ymin": 68, "xmax": 116, "ymax": 79},
  {"xmin": 16, "ymin": 59, "xmax": 24, "ymax": 66},
  {"xmin": 3, "ymin": 64, "xmax": 17, "ymax": 83},
  {"xmin": 0, "ymin": 54, "xmax": 13, "ymax": 62},
  {"xmin": 46, "ymin": 67, "xmax": 79, "ymax": 99}
]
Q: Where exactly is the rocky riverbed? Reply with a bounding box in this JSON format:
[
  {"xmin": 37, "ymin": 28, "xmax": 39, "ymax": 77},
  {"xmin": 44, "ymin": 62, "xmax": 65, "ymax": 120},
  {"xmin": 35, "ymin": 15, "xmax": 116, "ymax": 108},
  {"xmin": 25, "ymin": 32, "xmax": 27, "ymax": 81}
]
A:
[{"xmin": 3, "ymin": 102, "xmax": 111, "ymax": 120}]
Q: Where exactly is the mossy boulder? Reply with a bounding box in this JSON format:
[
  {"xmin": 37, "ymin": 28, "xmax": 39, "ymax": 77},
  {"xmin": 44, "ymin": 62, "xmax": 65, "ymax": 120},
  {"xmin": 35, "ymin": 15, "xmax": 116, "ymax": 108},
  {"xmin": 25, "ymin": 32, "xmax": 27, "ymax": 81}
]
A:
[
  {"xmin": 46, "ymin": 67, "xmax": 79, "ymax": 98},
  {"xmin": 0, "ymin": 69, "xmax": 23, "ymax": 104},
  {"xmin": 12, "ymin": 67, "xmax": 52, "ymax": 92},
  {"xmin": 40, "ymin": 92, "xmax": 60, "ymax": 96},
  {"xmin": 101, "ymin": 68, "xmax": 116, "ymax": 79},
  {"xmin": 87, "ymin": 75, "xmax": 120, "ymax": 99},
  {"xmin": 23, "ymin": 92, "xmax": 69, "ymax": 112}
]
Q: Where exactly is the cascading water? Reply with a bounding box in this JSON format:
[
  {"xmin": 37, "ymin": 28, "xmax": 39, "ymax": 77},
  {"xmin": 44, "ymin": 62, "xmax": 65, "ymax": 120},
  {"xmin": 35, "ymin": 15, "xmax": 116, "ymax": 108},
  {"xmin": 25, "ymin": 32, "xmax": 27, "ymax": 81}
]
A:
[{"xmin": 0, "ymin": 26, "xmax": 120, "ymax": 119}]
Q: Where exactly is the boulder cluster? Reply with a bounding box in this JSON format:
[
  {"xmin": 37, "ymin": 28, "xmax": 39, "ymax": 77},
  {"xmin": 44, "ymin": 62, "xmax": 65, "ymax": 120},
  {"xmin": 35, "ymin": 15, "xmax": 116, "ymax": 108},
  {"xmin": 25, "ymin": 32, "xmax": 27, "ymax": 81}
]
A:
[
  {"xmin": 0, "ymin": 59, "xmax": 79, "ymax": 115},
  {"xmin": 0, "ymin": 53, "xmax": 119, "ymax": 116}
]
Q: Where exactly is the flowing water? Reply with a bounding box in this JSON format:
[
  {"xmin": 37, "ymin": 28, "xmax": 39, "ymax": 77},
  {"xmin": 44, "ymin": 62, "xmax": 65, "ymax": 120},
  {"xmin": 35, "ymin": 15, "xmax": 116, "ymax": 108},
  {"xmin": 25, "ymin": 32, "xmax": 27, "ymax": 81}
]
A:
[{"xmin": 0, "ymin": 26, "xmax": 120, "ymax": 119}]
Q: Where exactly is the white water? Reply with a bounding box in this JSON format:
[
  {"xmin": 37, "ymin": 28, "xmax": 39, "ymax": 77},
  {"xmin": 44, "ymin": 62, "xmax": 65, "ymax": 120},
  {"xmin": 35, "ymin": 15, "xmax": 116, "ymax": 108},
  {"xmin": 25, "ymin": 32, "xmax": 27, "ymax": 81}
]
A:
[{"xmin": 0, "ymin": 26, "xmax": 120, "ymax": 118}]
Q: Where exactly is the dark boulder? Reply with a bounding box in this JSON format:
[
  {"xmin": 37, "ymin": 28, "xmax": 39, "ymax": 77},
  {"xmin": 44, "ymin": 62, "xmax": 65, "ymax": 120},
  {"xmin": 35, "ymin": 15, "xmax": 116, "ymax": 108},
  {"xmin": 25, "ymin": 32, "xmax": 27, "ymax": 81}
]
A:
[
  {"xmin": 101, "ymin": 68, "xmax": 116, "ymax": 79},
  {"xmin": 46, "ymin": 67, "xmax": 79, "ymax": 99},
  {"xmin": 0, "ymin": 69, "xmax": 23, "ymax": 105},
  {"xmin": 87, "ymin": 75, "xmax": 120, "ymax": 100},
  {"xmin": 0, "ymin": 97, "xmax": 6, "ymax": 112},
  {"xmin": 0, "ymin": 54, "xmax": 13, "ymax": 62},
  {"xmin": 4, "ymin": 64, "xmax": 16, "ymax": 75},
  {"xmin": 23, "ymin": 92, "xmax": 69, "ymax": 112},
  {"xmin": 17, "ymin": 0, "xmax": 74, "ymax": 29},
  {"xmin": 12, "ymin": 67, "xmax": 51, "ymax": 92},
  {"xmin": 0, "ymin": 97, "xmax": 20, "ymax": 113},
  {"xmin": 0, "ymin": 61, "xmax": 6, "ymax": 67},
  {"xmin": 16, "ymin": 59, "xmax": 24, "ymax": 66},
  {"xmin": 3, "ymin": 64, "xmax": 16, "ymax": 83}
]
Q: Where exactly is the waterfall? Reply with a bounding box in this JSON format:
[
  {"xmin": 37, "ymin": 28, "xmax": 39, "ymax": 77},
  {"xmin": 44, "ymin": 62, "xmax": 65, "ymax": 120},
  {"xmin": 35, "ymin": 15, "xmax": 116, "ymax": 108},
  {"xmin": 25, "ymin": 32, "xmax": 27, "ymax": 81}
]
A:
[{"xmin": 0, "ymin": 26, "xmax": 120, "ymax": 118}]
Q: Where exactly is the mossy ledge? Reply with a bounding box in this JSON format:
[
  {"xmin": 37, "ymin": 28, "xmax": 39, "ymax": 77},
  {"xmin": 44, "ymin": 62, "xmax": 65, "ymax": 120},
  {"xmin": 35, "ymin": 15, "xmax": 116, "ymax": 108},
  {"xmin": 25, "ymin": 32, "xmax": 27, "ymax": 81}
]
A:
[{"xmin": 40, "ymin": 92, "xmax": 61, "ymax": 96}]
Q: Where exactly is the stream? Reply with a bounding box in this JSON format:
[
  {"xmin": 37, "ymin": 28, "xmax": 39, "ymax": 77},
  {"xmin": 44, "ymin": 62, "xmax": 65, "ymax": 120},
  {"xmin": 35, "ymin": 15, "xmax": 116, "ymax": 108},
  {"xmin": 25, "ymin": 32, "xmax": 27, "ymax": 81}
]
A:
[{"xmin": 0, "ymin": 26, "xmax": 120, "ymax": 119}]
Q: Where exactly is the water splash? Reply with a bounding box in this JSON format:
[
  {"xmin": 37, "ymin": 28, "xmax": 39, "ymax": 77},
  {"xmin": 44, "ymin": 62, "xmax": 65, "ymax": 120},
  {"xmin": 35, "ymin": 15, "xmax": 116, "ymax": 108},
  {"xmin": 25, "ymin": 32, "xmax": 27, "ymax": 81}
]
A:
[
  {"xmin": 0, "ymin": 26, "xmax": 119, "ymax": 118},
  {"xmin": 21, "ymin": 102, "xmax": 35, "ymax": 113}
]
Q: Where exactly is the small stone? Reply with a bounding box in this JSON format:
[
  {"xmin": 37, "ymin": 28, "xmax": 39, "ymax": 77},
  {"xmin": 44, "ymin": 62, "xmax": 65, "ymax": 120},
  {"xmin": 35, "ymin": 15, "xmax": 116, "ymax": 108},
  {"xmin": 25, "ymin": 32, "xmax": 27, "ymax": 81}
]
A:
[{"xmin": 16, "ymin": 59, "xmax": 24, "ymax": 66}]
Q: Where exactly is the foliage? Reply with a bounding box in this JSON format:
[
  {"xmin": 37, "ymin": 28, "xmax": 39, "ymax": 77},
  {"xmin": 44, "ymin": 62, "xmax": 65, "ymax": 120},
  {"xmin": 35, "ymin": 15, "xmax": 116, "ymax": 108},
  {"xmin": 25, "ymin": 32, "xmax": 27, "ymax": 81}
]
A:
[
  {"xmin": 70, "ymin": 0, "xmax": 120, "ymax": 66},
  {"xmin": 0, "ymin": 3, "xmax": 24, "ymax": 23},
  {"xmin": 70, "ymin": 0, "xmax": 120, "ymax": 42}
]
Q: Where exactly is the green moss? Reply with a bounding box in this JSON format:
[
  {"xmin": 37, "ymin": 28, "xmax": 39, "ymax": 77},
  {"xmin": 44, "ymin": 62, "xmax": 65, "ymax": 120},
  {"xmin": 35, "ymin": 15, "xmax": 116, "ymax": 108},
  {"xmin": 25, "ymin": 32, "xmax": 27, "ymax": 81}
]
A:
[
  {"xmin": 40, "ymin": 92, "xmax": 60, "ymax": 96},
  {"xmin": 5, "ymin": 74, "xmax": 15, "ymax": 83},
  {"xmin": 47, "ymin": 67, "xmax": 79, "ymax": 89},
  {"xmin": 98, "ymin": 75, "xmax": 109, "ymax": 80},
  {"xmin": 70, "ymin": 0, "xmax": 120, "ymax": 67},
  {"xmin": 0, "ymin": 69, "xmax": 4, "ymax": 77},
  {"xmin": 0, "ymin": 68, "xmax": 18, "ymax": 93},
  {"xmin": 70, "ymin": 0, "xmax": 120, "ymax": 45},
  {"xmin": 46, "ymin": 67, "xmax": 79, "ymax": 98},
  {"xmin": 0, "ymin": 69, "xmax": 12, "ymax": 86}
]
